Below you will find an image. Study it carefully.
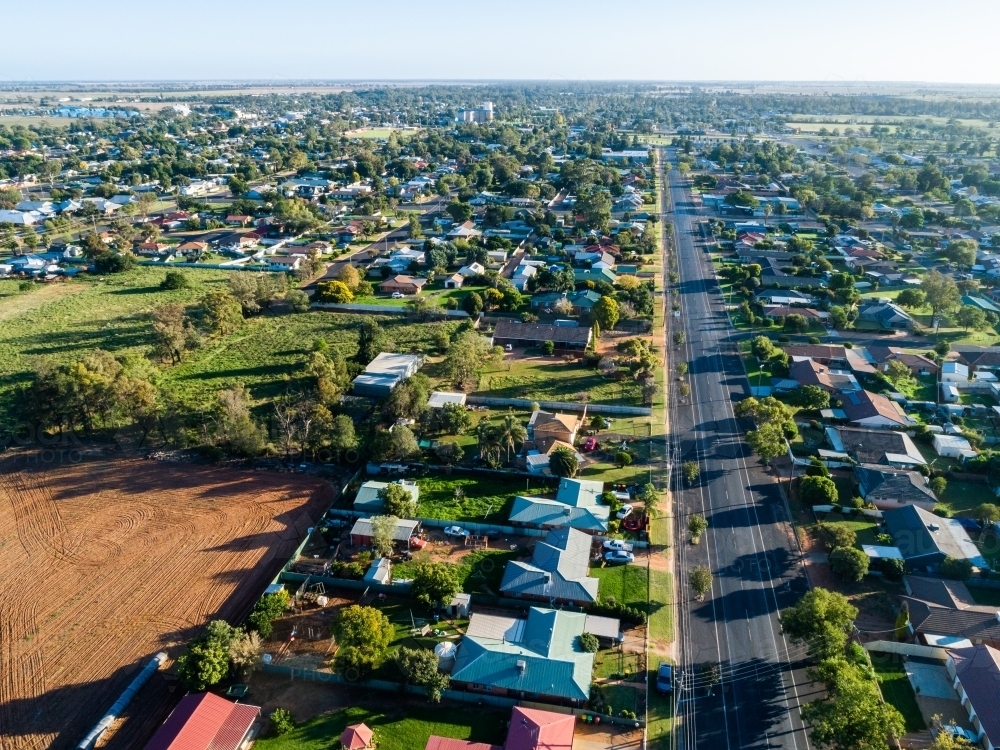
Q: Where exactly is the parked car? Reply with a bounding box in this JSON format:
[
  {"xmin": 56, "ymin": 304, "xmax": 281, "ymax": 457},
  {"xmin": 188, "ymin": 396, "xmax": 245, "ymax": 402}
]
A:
[
  {"xmin": 391, "ymin": 292, "xmax": 405, "ymax": 299},
  {"xmin": 504, "ymin": 344, "xmax": 513, "ymax": 351},
  {"xmin": 942, "ymin": 725, "xmax": 978, "ymax": 744},
  {"xmin": 604, "ymin": 550, "xmax": 634, "ymax": 564},
  {"xmin": 581, "ymin": 437, "xmax": 598, "ymax": 452},
  {"xmin": 603, "ymin": 539, "xmax": 634, "ymax": 552},
  {"xmin": 444, "ymin": 525, "xmax": 470, "ymax": 538},
  {"xmin": 616, "ymin": 504, "xmax": 634, "ymax": 520},
  {"xmin": 655, "ymin": 663, "xmax": 673, "ymax": 694}
]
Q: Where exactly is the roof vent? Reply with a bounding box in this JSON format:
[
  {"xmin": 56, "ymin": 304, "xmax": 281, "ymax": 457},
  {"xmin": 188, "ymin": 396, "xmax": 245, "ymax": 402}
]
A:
[
  {"xmin": 928, "ymin": 523, "xmax": 940, "ymax": 532},
  {"xmin": 516, "ymin": 659, "xmax": 527, "ymax": 675}
]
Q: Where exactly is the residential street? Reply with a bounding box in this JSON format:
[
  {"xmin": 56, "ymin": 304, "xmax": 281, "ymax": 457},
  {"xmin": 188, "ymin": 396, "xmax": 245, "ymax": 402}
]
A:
[{"xmin": 661, "ymin": 149, "xmax": 819, "ymax": 750}]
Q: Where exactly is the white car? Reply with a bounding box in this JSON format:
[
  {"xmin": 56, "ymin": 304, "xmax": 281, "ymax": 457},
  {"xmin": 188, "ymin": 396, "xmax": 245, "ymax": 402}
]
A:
[
  {"xmin": 603, "ymin": 539, "xmax": 634, "ymax": 552},
  {"xmin": 391, "ymin": 292, "xmax": 405, "ymax": 299},
  {"xmin": 616, "ymin": 504, "xmax": 634, "ymax": 520},
  {"xmin": 443, "ymin": 525, "xmax": 470, "ymax": 538}
]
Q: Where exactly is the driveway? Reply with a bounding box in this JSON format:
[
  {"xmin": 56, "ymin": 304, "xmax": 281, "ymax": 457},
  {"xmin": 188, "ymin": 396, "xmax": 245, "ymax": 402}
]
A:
[{"xmin": 574, "ymin": 722, "xmax": 643, "ymax": 750}]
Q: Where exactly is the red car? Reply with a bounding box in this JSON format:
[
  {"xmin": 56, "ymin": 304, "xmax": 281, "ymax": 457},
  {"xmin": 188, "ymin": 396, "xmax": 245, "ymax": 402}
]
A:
[{"xmin": 581, "ymin": 437, "xmax": 599, "ymax": 452}]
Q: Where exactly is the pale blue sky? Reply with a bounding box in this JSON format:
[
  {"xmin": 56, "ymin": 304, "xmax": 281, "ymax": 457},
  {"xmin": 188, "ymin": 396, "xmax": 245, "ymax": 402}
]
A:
[{"xmin": 3, "ymin": 0, "xmax": 999, "ymax": 84}]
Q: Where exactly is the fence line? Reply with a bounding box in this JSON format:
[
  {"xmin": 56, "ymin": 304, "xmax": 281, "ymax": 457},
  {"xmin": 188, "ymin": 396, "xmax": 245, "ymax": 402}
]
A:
[
  {"xmin": 312, "ymin": 302, "xmax": 471, "ymax": 319},
  {"xmin": 466, "ymin": 396, "xmax": 651, "ymax": 416}
]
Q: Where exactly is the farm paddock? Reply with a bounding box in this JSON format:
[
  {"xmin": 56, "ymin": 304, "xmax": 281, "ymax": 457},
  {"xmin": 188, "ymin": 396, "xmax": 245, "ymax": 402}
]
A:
[{"xmin": 0, "ymin": 454, "xmax": 333, "ymax": 750}]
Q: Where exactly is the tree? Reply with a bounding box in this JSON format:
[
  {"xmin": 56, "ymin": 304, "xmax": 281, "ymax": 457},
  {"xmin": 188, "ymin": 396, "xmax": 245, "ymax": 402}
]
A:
[
  {"xmin": 673, "ymin": 331, "xmax": 686, "ymax": 346},
  {"xmin": 411, "ymin": 562, "xmax": 460, "ymax": 606},
  {"xmin": 802, "ymin": 657, "xmax": 905, "ymax": 750},
  {"xmin": 462, "ymin": 291, "xmax": 484, "ymax": 316},
  {"xmin": 689, "ymin": 566, "xmax": 713, "ymax": 600},
  {"xmin": 615, "ymin": 451, "xmax": 633, "ymax": 468},
  {"xmin": 269, "ymin": 708, "xmax": 295, "ymax": 735},
  {"xmin": 369, "ymin": 514, "xmax": 399, "ymax": 558},
  {"xmin": 549, "ymin": 446, "xmax": 579, "ymax": 478},
  {"xmin": 956, "ymin": 305, "xmax": 989, "ymax": 332},
  {"xmin": 683, "ymin": 461, "xmax": 700, "ymax": 485},
  {"xmin": 286, "ymin": 289, "xmax": 311, "ymax": 312},
  {"xmin": 379, "ymin": 482, "xmax": 417, "ymax": 518},
  {"xmin": 356, "ymin": 319, "xmax": 393, "ymax": 364},
  {"xmin": 896, "ymin": 288, "xmax": 926, "ymax": 309},
  {"xmin": 784, "ymin": 314, "xmax": 809, "ymax": 334},
  {"xmin": 427, "ymin": 402, "xmax": 472, "ymax": 435},
  {"xmin": 829, "ymin": 305, "xmax": 848, "ymax": 329},
  {"xmin": 946, "ymin": 239, "xmax": 978, "ymax": 269},
  {"xmin": 176, "ymin": 620, "xmax": 234, "ymax": 691},
  {"xmin": 395, "ymin": 647, "xmax": 450, "ymax": 702},
  {"xmin": 316, "ymin": 280, "xmax": 354, "ymax": 304},
  {"xmin": 930, "ymin": 476, "xmax": 947, "ymax": 497},
  {"xmin": 593, "ymin": 296, "xmax": 620, "ymax": 330},
  {"xmin": 335, "ymin": 605, "xmax": 393, "ymax": 655},
  {"xmin": 884, "ymin": 359, "xmax": 915, "ymax": 386},
  {"xmin": 746, "ymin": 423, "xmax": 787, "ymax": 463},
  {"xmin": 442, "ymin": 331, "xmax": 502, "ymax": 389},
  {"xmin": 941, "ymin": 556, "xmax": 973, "ymax": 582},
  {"xmin": 788, "ymin": 385, "xmax": 830, "ymax": 410},
  {"xmin": 688, "ymin": 514, "xmax": 708, "ymax": 543},
  {"xmin": 160, "ymin": 271, "xmax": 189, "ymax": 290},
  {"xmin": 435, "ymin": 441, "xmax": 464, "ymax": 464},
  {"xmin": 780, "ymin": 587, "xmax": 858, "ymax": 659},
  {"xmin": 447, "ymin": 200, "xmax": 474, "ymax": 223},
  {"xmin": 974, "ymin": 502, "xmax": 1000, "ymax": 527},
  {"xmin": 921, "ymin": 270, "xmax": 961, "ymax": 318},
  {"xmin": 216, "ymin": 385, "xmax": 265, "ymax": 456},
  {"xmin": 338, "ymin": 264, "xmax": 361, "ymax": 291},
  {"xmin": 199, "ymin": 290, "xmax": 244, "ymax": 335},
  {"xmin": 751, "ymin": 335, "xmax": 776, "ymax": 361},
  {"xmin": 152, "ymin": 302, "xmax": 197, "ymax": 364},
  {"xmin": 228, "ymin": 629, "xmax": 263, "ymax": 679},
  {"xmin": 373, "ymin": 426, "xmax": 419, "ymax": 462},
  {"xmin": 245, "ymin": 588, "xmax": 291, "ymax": 638},
  {"xmin": 801, "ymin": 475, "xmax": 839, "ymax": 506},
  {"xmin": 820, "ymin": 523, "xmax": 857, "ymax": 549},
  {"xmin": 579, "ymin": 632, "xmax": 600, "ymax": 653},
  {"xmin": 829, "ymin": 547, "xmax": 869, "ymax": 582},
  {"xmin": 541, "ymin": 340, "xmax": 555, "ymax": 355}
]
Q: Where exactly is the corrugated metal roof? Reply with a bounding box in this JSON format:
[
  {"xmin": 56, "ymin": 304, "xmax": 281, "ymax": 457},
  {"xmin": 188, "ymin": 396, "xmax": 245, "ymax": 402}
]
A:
[
  {"xmin": 425, "ymin": 737, "xmax": 502, "ymax": 750},
  {"xmin": 508, "ymin": 497, "xmax": 608, "ymax": 531},
  {"xmin": 504, "ymin": 707, "xmax": 575, "ymax": 750},
  {"xmin": 144, "ymin": 693, "xmax": 260, "ymax": 750},
  {"xmin": 500, "ymin": 529, "xmax": 598, "ymax": 603}
]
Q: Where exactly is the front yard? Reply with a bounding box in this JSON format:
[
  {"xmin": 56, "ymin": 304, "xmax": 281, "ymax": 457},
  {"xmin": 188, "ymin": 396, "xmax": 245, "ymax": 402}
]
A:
[
  {"xmin": 591, "ymin": 564, "xmax": 648, "ymax": 609},
  {"xmin": 870, "ymin": 653, "xmax": 926, "ymax": 733},
  {"xmin": 476, "ymin": 356, "xmax": 645, "ymax": 406}
]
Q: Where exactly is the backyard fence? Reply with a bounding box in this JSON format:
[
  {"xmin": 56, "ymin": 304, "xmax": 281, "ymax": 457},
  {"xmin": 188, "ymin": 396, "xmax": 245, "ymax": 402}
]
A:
[
  {"xmin": 312, "ymin": 302, "xmax": 471, "ymax": 319},
  {"xmin": 465, "ymin": 396, "xmax": 651, "ymax": 416},
  {"xmin": 277, "ymin": 570, "xmax": 412, "ymax": 594}
]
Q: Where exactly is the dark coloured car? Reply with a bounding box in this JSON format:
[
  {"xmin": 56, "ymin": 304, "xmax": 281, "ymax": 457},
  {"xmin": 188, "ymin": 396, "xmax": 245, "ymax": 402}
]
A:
[{"xmin": 656, "ymin": 663, "xmax": 673, "ymax": 694}]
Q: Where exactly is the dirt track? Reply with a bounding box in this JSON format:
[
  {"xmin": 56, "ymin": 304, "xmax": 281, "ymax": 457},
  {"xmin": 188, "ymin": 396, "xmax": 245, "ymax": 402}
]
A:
[{"xmin": 0, "ymin": 455, "xmax": 332, "ymax": 750}]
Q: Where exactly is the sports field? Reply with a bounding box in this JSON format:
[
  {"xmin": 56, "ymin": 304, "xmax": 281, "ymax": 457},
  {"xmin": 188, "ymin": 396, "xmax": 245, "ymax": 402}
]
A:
[{"xmin": 0, "ymin": 454, "xmax": 332, "ymax": 750}]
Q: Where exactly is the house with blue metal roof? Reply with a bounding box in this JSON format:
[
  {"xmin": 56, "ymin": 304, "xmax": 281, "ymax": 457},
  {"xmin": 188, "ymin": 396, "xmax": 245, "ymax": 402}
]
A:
[
  {"xmin": 500, "ymin": 527, "xmax": 598, "ymax": 605},
  {"xmin": 449, "ymin": 607, "xmax": 594, "ymax": 704},
  {"xmin": 508, "ymin": 478, "xmax": 609, "ymax": 532}
]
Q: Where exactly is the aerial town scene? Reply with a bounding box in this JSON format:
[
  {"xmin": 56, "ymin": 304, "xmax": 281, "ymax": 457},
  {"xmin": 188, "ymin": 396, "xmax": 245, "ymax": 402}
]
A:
[{"xmin": 1, "ymin": 3, "xmax": 999, "ymax": 750}]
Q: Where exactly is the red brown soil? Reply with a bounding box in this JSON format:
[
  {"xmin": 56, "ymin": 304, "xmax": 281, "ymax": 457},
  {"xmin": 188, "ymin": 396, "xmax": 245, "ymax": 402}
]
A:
[{"xmin": 0, "ymin": 454, "xmax": 332, "ymax": 750}]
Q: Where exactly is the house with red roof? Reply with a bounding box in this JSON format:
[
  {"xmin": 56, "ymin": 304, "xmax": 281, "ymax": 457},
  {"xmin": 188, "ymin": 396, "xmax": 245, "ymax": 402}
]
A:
[
  {"xmin": 424, "ymin": 706, "xmax": 574, "ymax": 750},
  {"xmin": 143, "ymin": 692, "xmax": 260, "ymax": 750}
]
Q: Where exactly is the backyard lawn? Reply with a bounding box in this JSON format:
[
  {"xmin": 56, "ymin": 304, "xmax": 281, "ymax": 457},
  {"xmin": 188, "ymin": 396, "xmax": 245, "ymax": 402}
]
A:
[
  {"xmin": 815, "ymin": 512, "xmax": 880, "ymax": 546},
  {"xmin": 391, "ymin": 548, "xmax": 522, "ymax": 595},
  {"xmin": 591, "ymin": 564, "xmax": 648, "ymax": 609},
  {"xmin": 476, "ymin": 356, "xmax": 644, "ymax": 406},
  {"xmin": 414, "ymin": 474, "xmax": 555, "ymax": 522},
  {"xmin": 870, "ymin": 653, "xmax": 926, "ymax": 733},
  {"xmin": 253, "ymin": 704, "xmax": 507, "ymax": 750},
  {"xmin": 935, "ymin": 480, "xmax": 996, "ymax": 517}
]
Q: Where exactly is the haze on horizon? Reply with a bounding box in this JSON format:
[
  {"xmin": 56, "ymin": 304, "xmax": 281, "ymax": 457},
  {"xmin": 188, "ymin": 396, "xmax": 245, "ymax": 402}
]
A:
[{"xmin": 3, "ymin": 0, "xmax": 999, "ymax": 86}]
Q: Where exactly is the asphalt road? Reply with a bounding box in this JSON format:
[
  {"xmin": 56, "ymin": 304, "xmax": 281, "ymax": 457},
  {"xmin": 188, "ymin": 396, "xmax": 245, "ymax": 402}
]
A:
[{"xmin": 661, "ymin": 150, "xmax": 819, "ymax": 750}]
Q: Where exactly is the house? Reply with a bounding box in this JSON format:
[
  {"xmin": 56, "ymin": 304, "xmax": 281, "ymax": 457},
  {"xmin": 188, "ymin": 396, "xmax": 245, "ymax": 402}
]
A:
[
  {"xmin": 932, "ymin": 434, "xmax": 977, "ymax": 460},
  {"xmin": 267, "ymin": 255, "xmax": 303, "ymax": 272},
  {"xmin": 226, "ymin": 214, "xmax": 252, "ymax": 226},
  {"xmin": 762, "ymin": 306, "xmax": 829, "ymax": 324},
  {"xmin": 176, "ymin": 240, "xmax": 209, "ymax": 255},
  {"xmin": 573, "ymin": 267, "xmax": 618, "ymax": 285},
  {"xmin": 530, "ymin": 290, "xmax": 602, "ymax": 316},
  {"xmin": 458, "ymin": 262, "xmax": 486, "ymax": 278},
  {"xmin": 450, "ymin": 607, "xmax": 595, "ymax": 704},
  {"xmin": 342, "ymin": 723, "xmax": 375, "ymax": 750},
  {"xmin": 946, "ymin": 645, "xmax": 1000, "ymax": 750},
  {"xmin": 379, "ymin": 275, "xmax": 427, "ymax": 295},
  {"xmin": 351, "ymin": 352, "xmax": 422, "ymax": 397},
  {"xmin": 857, "ymin": 300, "xmax": 914, "ymax": 330},
  {"xmin": 354, "ymin": 479, "xmax": 419, "ymax": 513},
  {"xmin": 902, "ymin": 576, "xmax": 1000, "ymax": 650},
  {"xmin": 448, "ymin": 221, "xmax": 482, "ymax": 240},
  {"xmin": 491, "ymin": 321, "xmax": 592, "ymax": 351},
  {"xmin": 511, "ymin": 263, "xmax": 538, "ymax": 291},
  {"xmin": 942, "ymin": 362, "xmax": 970, "ymax": 382},
  {"xmin": 962, "ymin": 295, "xmax": 1000, "ymax": 314},
  {"xmin": 443, "ymin": 273, "xmax": 465, "ymax": 289},
  {"xmin": 349, "ymin": 517, "xmax": 421, "ymax": 548},
  {"xmin": 526, "ymin": 409, "xmax": 583, "ymax": 454},
  {"xmin": 501, "ymin": 707, "xmax": 575, "ymax": 750},
  {"xmin": 853, "ymin": 464, "xmax": 936, "ymax": 511},
  {"xmin": 143, "ymin": 693, "xmax": 261, "ymax": 750},
  {"xmin": 867, "ymin": 345, "xmax": 939, "ymax": 376},
  {"xmin": 508, "ymin": 478, "xmax": 610, "ymax": 532},
  {"xmin": 828, "ymin": 427, "xmax": 926, "ymax": 469},
  {"xmin": 500, "ymin": 527, "xmax": 599, "ymax": 605},
  {"xmin": 428, "ymin": 391, "xmax": 467, "ymax": 409},
  {"xmin": 788, "ymin": 359, "xmax": 860, "ymax": 392},
  {"xmin": 882, "ymin": 505, "xmax": 988, "ymax": 571},
  {"xmin": 783, "ymin": 345, "xmax": 877, "ymax": 374},
  {"xmin": 954, "ymin": 345, "xmax": 1000, "ymax": 372},
  {"xmin": 838, "ymin": 389, "xmax": 913, "ymax": 428},
  {"xmin": 426, "ymin": 739, "xmax": 500, "ymax": 750}
]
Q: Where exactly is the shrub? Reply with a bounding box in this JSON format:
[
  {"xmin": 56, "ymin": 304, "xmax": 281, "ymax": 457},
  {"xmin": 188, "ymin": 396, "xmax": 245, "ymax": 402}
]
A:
[
  {"xmin": 270, "ymin": 708, "xmax": 295, "ymax": 736},
  {"xmin": 941, "ymin": 556, "xmax": 973, "ymax": 582},
  {"xmin": 820, "ymin": 523, "xmax": 857, "ymax": 549},
  {"xmin": 615, "ymin": 451, "xmax": 633, "ymax": 468},
  {"xmin": 160, "ymin": 270, "xmax": 189, "ymax": 290},
  {"xmin": 800, "ymin": 476, "xmax": 838, "ymax": 506},
  {"xmin": 541, "ymin": 340, "xmax": 555, "ymax": 355},
  {"xmin": 930, "ymin": 476, "xmax": 947, "ymax": 497},
  {"xmin": 879, "ymin": 557, "xmax": 905, "ymax": 581},
  {"xmin": 579, "ymin": 632, "xmax": 600, "ymax": 653},
  {"xmin": 829, "ymin": 546, "xmax": 869, "ymax": 582},
  {"xmin": 591, "ymin": 600, "xmax": 647, "ymax": 624}
]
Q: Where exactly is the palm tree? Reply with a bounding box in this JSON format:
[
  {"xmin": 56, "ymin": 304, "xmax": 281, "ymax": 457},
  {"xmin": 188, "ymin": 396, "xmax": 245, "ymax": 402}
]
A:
[{"xmin": 499, "ymin": 413, "xmax": 527, "ymax": 461}]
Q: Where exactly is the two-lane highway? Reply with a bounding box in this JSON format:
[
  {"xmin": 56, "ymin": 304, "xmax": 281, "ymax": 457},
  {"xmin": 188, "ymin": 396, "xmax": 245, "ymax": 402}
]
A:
[{"xmin": 661, "ymin": 150, "xmax": 818, "ymax": 750}]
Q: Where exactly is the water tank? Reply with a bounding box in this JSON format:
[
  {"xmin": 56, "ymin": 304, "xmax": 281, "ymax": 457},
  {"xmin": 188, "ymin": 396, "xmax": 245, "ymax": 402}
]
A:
[{"xmin": 434, "ymin": 641, "xmax": 456, "ymax": 673}]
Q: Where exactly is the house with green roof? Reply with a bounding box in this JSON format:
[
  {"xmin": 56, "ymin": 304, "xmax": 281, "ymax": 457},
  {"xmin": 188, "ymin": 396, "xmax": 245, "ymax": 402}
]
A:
[
  {"xmin": 508, "ymin": 478, "xmax": 609, "ymax": 532},
  {"xmin": 573, "ymin": 268, "xmax": 618, "ymax": 285},
  {"xmin": 449, "ymin": 607, "xmax": 594, "ymax": 705},
  {"xmin": 529, "ymin": 290, "xmax": 602, "ymax": 316}
]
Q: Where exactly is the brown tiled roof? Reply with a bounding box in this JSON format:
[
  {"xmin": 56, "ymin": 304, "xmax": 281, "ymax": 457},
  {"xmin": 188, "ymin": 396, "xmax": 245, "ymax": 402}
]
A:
[
  {"xmin": 493, "ymin": 320, "xmax": 592, "ymax": 346},
  {"xmin": 949, "ymin": 645, "xmax": 1000, "ymax": 746},
  {"xmin": 838, "ymin": 389, "xmax": 908, "ymax": 425}
]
